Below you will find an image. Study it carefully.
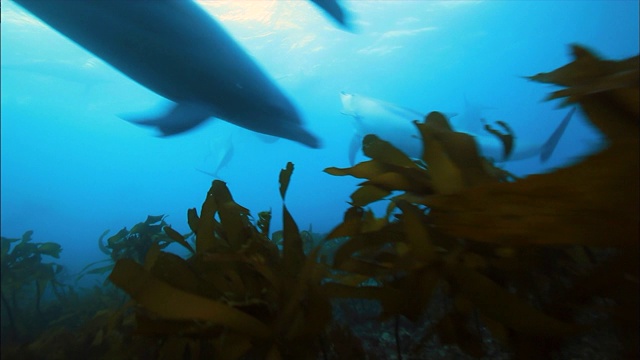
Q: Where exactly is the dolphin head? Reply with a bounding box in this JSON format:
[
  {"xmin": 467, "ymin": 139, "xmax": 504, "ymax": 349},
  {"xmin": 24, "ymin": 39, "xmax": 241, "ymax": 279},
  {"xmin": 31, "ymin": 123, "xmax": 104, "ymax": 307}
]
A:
[
  {"xmin": 340, "ymin": 91, "xmax": 357, "ymax": 116},
  {"xmin": 222, "ymin": 95, "xmax": 321, "ymax": 149},
  {"xmin": 263, "ymin": 97, "xmax": 321, "ymax": 148}
]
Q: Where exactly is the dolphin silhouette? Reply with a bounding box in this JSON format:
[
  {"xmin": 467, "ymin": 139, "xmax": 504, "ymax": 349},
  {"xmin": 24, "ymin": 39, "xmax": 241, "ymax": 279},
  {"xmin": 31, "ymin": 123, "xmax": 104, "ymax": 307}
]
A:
[
  {"xmin": 14, "ymin": 0, "xmax": 320, "ymax": 148},
  {"xmin": 340, "ymin": 92, "xmax": 575, "ymax": 165}
]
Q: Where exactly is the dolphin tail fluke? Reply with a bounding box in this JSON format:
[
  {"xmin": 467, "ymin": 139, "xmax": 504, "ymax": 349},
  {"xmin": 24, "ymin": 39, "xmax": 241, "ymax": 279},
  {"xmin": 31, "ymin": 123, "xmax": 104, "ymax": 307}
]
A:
[
  {"xmin": 349, "ymin": 134, "xmax": 362, "ymax": 165},
  {"xmin": 540, "ymin": 107, "xmax": 577, "ymax": 162},
  {"xmin": 123, "ymin": 102, "xmax": 212, "ymax": 136}
]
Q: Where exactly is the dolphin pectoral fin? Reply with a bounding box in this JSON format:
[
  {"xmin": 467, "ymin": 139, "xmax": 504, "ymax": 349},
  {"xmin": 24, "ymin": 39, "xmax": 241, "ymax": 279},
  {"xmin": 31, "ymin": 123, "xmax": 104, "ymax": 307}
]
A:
[
  {"xmin": 123, "ymin": 102, "xmax": 212, "ymax": 136},
  {"xmin": 349, "ymin": 134, "xmax": 362, "ymax": 166},
  {"xmin": 540, "ymin": 107, "xmax": 576, "ymax": 162},
  {"xmin": 309, "ymin": 0, "xmax": 351, "ymax": 30}
]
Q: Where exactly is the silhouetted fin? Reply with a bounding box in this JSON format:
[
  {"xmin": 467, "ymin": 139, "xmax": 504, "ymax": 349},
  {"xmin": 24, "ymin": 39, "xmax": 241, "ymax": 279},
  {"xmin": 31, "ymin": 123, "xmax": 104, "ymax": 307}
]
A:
[
  {"xmin": 123, "ymin": 103, "xmax": 213, "ymax": 136},
  {"xmin": 310, "ymin": 0, "xmax": 351, "ymax": 30},
  {"xmin": 540, "ymin": 107, "xmax": 576, "ymax": 162}
]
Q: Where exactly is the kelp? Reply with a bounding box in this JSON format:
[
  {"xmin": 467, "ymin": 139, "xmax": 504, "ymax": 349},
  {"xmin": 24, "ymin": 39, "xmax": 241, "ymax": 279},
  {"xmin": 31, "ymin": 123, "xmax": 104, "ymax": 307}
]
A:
[
  {"xmin": 2, "ymin": 290, "xmax": 145, "ymax": 360},
  {"xmin": 78, "ymin": 215, "xmax": 193, "ymax": 280},
  {"xmin": 323, "ymin": 45, "xmax": 639, "ymax": 358},
  {"xmin": 1, "ymin": 231, "xmax": 66, "ymax": 342},
  {"xmin": 108, "ymin": 162, "xmax": 335, "ymax": 359},
  {"xmin": 425, "ymin": 47, "xmax": 638, "ymax": 249},
  {"xmin": 527, "ymin": 44, "xmax": 639, "ymax": 119},
  {"xmin": 428, "ymin": 45, "xmax": 639, "ymax": 248},
  {"xmin": 5, "ymin": 44, "xmax": 636, "ymax": 360},
  {"xmin": 1, "ymin": 231, "xmax": 136, "ymax": 358}
]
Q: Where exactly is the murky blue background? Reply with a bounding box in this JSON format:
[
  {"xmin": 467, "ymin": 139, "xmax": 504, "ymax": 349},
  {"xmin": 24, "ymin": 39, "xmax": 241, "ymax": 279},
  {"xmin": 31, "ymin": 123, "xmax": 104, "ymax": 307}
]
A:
[{"xmin": 2, "ymin": 1, "xmax": 638, "ymax": 279}]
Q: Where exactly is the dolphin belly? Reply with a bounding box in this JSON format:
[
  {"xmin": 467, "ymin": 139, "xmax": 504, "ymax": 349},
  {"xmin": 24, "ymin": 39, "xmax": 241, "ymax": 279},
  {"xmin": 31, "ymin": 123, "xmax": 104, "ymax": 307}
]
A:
[{"xmin": 14, "ymin": 0, "xmax": 320, "ymax": 148}]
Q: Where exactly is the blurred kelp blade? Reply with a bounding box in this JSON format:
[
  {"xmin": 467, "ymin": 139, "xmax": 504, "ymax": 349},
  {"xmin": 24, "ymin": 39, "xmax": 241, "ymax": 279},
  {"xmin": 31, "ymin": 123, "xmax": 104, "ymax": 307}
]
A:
[{"xmin": 427, "ymin": 45, "xmax": 639, "ymax": 247}]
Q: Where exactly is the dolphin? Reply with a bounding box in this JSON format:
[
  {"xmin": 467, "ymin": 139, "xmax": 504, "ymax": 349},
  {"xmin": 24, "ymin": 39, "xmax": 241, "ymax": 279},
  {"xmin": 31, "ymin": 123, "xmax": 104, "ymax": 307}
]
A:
[
  {"xmin": 13, "ymin": 0, "xmax": 320, "ymax": 148},
  {"xmin": 340, "ymin": 92, "xmax": 575, "ymax": 165}
]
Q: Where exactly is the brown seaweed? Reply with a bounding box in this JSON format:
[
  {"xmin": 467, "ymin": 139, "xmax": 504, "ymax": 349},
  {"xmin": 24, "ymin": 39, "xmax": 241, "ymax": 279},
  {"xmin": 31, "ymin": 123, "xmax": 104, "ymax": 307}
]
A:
[
  {"xmin": 5, "ymin": 44, "xmax": 637, "ymax": 360},
  {"xmin": 108, "ymin": 163, "xmax": 334, "ymax": 359},
  {"xmin": 323, "ymin": 45, "xmax": 639, "ymax": 358}
]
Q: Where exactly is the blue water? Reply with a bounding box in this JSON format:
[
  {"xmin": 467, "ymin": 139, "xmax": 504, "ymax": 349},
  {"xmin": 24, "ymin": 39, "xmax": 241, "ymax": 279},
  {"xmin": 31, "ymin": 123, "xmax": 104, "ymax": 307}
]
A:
[{"xmin": 1, "ymin": 1, "xmax": 638, "ymax": 279}]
